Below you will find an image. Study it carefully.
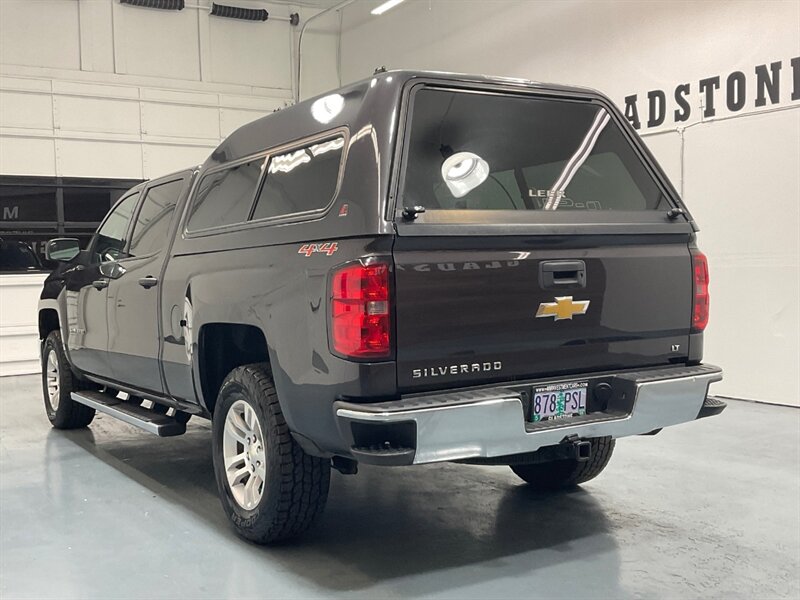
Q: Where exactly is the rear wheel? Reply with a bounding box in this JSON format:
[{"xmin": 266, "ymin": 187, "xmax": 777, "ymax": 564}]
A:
[
  {"xmin": 211, "ymin": 363, "xmax": 330, "ymax": 544},
  {"xmin": 41, "ymin": 330, "xmax": 95, "ymax": 429},
  {"xmin": 510, "ymin": 437, "xmax": 615, "ymax": 490}
]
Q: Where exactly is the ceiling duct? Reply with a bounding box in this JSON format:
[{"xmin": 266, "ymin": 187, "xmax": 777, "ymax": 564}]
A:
[
  {"xmin": 210, "ymin": 3, "xmax": 268, "ymax": 21},
  {"xmin": 120, "ymin": 0, "xmax": 185, "ymax": 10}
]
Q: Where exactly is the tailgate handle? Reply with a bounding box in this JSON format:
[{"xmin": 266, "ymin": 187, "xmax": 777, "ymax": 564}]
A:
[{"xmin": 539, "ymin": 260, "xmax": 586, "ymax": 288}]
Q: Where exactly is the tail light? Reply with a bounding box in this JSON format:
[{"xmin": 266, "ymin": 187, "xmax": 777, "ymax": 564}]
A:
[
  {"xmin": 691, "ymin": 249, "xmax": 709, "ymax": 332},
  {"xmin": 330, "ymin": 260, "xmax": 391, "ymax": 358}
]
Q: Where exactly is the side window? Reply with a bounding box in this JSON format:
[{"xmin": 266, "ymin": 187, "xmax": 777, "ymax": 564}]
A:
[
  {"xmin": 187, "ymin": 158, "xmax": 265, "ymax": 232},
  {"xmin": 94, "ymin": 193, "xmax": 139, "ymax": 263},
  {"xmin": 129, "ymin": 179, "xmax": 185, "ymax": 257},
  {"xmin": 251, "ymin": 136, "xmax": 344, "ymax": 221}
]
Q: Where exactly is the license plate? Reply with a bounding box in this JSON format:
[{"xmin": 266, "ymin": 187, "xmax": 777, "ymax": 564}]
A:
[{"xmin": 531, "ymin": 381, "xmax": 588, "ymax": 422}]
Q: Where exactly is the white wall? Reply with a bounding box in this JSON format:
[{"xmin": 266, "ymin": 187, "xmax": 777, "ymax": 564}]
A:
[
  {"xmin": 0, "ymin": 274, "xmax": 48, "ymax": 376},
  {"xmin": 299, "ymin": 6, "xmax": 343, "ymax": 100},
  {"xmin": 0, "ymin": 0, "xmax": 341, "ymax": 179},
  {"xmin": 0, "ymin": 0, "xmax": 341, "ymax": 376},
  {"xmin": 340, "ymin": 0, "xmax": 800, "ymax": 404}
]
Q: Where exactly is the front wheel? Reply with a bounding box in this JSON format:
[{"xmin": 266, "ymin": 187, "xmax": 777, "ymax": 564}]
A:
[
  {"xmin": 510, "ymin": 437, "xmax": 615, "ymax": 490},
  {"xmin": 211, "ymin": 364, "xmax": 330, "ymax": 544},
  {"xmin": 41, "ymin": 330, "xmax": 95, "ymax": 429}
]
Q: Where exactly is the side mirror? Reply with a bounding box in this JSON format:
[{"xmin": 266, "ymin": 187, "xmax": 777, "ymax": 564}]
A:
[{"xmin": 45, "ymin": 238, "xmax": 81, "ymax": 262}]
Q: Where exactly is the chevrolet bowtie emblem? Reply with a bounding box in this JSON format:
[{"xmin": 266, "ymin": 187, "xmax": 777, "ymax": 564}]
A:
[{"xmin": 536, "ymin": 296, "xmax": 590, "ymax": 321}]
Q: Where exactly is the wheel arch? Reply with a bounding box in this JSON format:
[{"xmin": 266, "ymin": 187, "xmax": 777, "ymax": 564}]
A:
[
  {"xmin": 38, "ymin": 307, "xmax": 60, "ymax": 340},
  {"xmin": 195, "ymin": 322, "xmax": 270, "ymax": 415}
]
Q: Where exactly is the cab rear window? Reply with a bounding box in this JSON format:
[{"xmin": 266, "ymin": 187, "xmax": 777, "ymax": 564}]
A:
[{"xmin": 402, "ymin": 89, "xmax": 668, "ymax": 213}]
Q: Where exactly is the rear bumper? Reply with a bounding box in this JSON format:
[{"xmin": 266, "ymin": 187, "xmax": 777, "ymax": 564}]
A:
[{"xmin": 334, "ymin": 364, "xmax": 723, "ymax": 465}]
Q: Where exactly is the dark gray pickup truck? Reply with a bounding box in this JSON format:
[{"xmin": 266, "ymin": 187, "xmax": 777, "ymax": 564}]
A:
[{"xmin": 38, "ymin": 70, "xmax": 724, "ymax": 544}]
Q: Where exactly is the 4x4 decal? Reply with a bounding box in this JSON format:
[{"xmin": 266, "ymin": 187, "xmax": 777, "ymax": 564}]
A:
[{"xmin": 298, "ymin": 242, "xmax": 338, "ymax": 257}]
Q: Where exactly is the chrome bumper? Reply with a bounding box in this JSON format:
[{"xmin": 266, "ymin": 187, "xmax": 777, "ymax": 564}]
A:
[{"xmin": 334, "ymin": 365, "xmax": 723, "ymax": 465}]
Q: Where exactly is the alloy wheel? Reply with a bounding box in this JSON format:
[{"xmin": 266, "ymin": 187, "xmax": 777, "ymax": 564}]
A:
[
  {"xmin": 46, "ymin": 350, "xmax": 60, "ymax": 412},
  {"xmin": 222, "ymin": 399, "xmax": 267, "ymax": 510}
]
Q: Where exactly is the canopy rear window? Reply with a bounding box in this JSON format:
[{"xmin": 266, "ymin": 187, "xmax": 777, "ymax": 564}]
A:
[{"xmin": 400, "ymin": 88, "xmax": 670, "ymax": 215}]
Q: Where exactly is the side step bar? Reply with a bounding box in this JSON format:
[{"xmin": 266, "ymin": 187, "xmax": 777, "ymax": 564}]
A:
[{"xmin": 71, "ymin": 391, "xmax": 186, "ymax": 437}]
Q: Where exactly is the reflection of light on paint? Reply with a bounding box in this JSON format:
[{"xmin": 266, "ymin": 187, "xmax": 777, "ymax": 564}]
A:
[
  {"xmin": 370, "ymin": 78, "xmax": 377, "ymax": 88},
  {"xmin": 351, "ymin": 124, "xmax": 373, "ymax": 142},
  {"xmin": 310, "ymin": 93, "xmax": 345, "ymax": 124},
  {"xmin": 309, "ymin": 137, "xmax": 345, "ymax": 157},
  {"xmin": 269, "ymin": 149, "xmax": 311, "ymax": 174},
  {"xmin": 386, "ymin": 76, "xmax": 393, "ymax": 83},
  {"xmin": 350, "ymin": 124, "xmax": 381, "ymax": 203},
  {"xmin": 183, "ymin": 297, "xmax": 193, "ymax": 360}
]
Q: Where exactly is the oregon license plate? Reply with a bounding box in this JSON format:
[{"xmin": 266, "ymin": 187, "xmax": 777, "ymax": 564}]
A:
[{"xmin": 531, "ymin": 381, "xmax": 588, "ymax": 422}]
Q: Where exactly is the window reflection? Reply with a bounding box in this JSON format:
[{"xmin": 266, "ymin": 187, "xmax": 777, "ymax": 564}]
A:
[
  {"xmin": 129, "ymin": 179, "xmax": 184, "ymax": 257},
  {"xmin": 404, "ymin": 89, "xmax": 664, "ymax": 213},
  {"xmin": 268, "ymin": 149, "xmax": 312, "ymax": 174},
  {"xmin": 251, "ymin": 136, "xmax": 344, "ymax": 221},
  {"xmin": 187, "ymin": 159, "xmax": 265, "ymax": 232},
  {"xmin": 95, "ymin": 193, "xmax": 139, "ymax": 263}
]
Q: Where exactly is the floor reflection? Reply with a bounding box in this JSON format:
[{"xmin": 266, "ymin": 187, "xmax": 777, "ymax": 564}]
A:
[
  {"xmin": 52, "ymin": 418, "xmax": 620, "ymax": 592},
  {"xmin": 5, "ymin": 374, "xmax": 795, "ymax": 599}
]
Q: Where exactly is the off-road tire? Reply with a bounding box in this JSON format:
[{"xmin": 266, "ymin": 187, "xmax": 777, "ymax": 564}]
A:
[
  {"xmin": 510, "ymin": 437, "xmax": 615, "ymax": 490},
  {"xmin": 41, "ymin": 330, "xmax": 95, "ymax": 429},
  {"xmin": 212, "ymin": 363, "xmax": 330, "ymax": 544}
]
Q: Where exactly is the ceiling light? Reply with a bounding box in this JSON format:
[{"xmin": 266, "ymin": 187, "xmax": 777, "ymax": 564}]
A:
[{"xmin": 371, "ymin": 0, "xmax": 406, "ymax": 16}]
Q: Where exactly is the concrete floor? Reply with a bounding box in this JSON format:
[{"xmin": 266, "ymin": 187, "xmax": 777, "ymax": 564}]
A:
[{"xmin": 0, "ymin": 375, "xmax": 798, "ymax": 600}]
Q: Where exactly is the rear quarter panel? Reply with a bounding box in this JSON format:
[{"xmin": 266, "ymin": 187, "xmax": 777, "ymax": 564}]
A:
[{"xmin": 163, "ymin": 230, "xmax": 396, "ymax": 454}]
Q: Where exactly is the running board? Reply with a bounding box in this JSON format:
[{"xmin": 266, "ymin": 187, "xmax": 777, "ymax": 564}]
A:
[{"xmin": 71, "ymin": 391, "xmax": 186, "ymax": 437}]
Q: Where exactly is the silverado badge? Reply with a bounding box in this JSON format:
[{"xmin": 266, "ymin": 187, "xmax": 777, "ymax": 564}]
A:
[{"xmin": 536, "ymin": 296, "xmax": 590, "ymax": 321}]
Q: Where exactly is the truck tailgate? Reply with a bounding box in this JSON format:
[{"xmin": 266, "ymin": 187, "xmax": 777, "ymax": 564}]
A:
[{"xmin": 392, "ymin": 234, "xmax": 692, "ymax": 392}]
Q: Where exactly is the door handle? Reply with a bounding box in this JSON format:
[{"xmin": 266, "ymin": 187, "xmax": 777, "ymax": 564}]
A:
[
  {"xmin": 92, "ymin": 279, "xmax": 109, "ymax": 290},
  {"xmin": 138, "ymin": 276, "xmax": 159, "ymax": 289},
  {"xmin": 539, "ymin": 260, "xmax": 586, "ymax": 289}
]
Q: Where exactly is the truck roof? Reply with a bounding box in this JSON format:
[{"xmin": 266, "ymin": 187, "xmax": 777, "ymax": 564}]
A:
[
  {"xmin": 135, "ymin": 71, "xmax": 687, "ymax": 232},
  {"xmin": 204, "ymin": 70, "xmax": 609, "ymax": 172}
]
